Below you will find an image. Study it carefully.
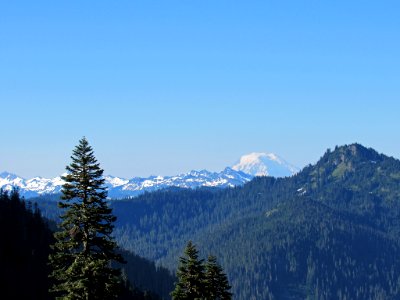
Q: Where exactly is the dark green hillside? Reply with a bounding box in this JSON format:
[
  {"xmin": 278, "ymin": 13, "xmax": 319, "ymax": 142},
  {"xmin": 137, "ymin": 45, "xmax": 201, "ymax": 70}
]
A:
[
  {"xmin": 116, "ymin": 248, "xmax": 175, "ymax": 299},
  {"xmin": 112, "ymin": 177, "xmax": 299, "ymax": 267},
  {"xmin": 200, "ymin": 198, "xmax": 400, "ymax": 299},
  {"xmin": 298, "ymin": 144, "xmax": 400, "ymax": 235}
]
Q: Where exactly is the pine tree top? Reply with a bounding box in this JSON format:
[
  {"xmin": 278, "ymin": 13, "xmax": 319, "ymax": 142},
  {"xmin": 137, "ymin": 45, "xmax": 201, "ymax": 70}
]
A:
[
  {"xmin": 49, "ymin": 137, "xmax": 124, "ymax": 300},
  {"xmin": 61, "ymin": 137, "xmax": 107, "ymax": 202}
]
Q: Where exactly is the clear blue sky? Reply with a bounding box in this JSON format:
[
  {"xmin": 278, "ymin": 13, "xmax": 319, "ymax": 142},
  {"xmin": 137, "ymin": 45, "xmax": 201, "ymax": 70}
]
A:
[{"xmin": 1, "ymin": 1, "xmax": 399, "ymax": 178}]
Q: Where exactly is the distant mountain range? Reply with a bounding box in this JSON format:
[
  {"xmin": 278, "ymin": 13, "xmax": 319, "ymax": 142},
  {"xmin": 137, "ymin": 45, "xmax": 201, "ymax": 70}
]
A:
[{"xmin": 0, "ymin": 152, "xmax": 298, "ymax": 199}]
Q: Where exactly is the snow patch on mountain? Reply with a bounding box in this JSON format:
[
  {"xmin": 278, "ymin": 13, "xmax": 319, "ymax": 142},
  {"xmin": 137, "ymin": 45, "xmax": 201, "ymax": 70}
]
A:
[{"xmin": 104, "ymin": 175, "xmax": 129, "ymax": 188}]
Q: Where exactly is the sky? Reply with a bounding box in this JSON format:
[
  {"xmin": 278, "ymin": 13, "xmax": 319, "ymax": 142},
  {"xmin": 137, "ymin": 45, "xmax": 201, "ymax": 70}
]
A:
[{"xmin": 1, "ymin": 1, "xmax": 400, "ymax": 178}]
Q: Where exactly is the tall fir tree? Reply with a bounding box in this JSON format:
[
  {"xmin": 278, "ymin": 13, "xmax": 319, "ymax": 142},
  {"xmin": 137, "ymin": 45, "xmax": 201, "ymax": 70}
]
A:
[
  {"xmin": 49, "ymin": 137, "xmax": 124, "ymax": 300},
  {"xmin": 203, "ymin": 256, "xmax": 232, "ymax": 300},
  {"xmin": 171, "ymin": 241, "xmax": 205, "ymax": 300}
]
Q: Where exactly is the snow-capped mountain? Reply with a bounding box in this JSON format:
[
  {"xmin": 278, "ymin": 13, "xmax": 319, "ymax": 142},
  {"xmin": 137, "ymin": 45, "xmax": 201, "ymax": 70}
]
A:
[
  {"xmin": 0, "ymin": 168, "xmax": 253, "ymax": 199},
  {"xmin": 106, "ymin": 167, "xmax": 252, "ymax": 198},
  {"xmin": 0, "ymin": 152, "xmax": 297, "ymax": 199},
  {"xmin": 232, "ymin": 152, "xmax": 299, "ymax": 177},
  {"xmin": 0, "ymin": 171, "xmax": 65, "ymax": 198},
  {"xmin": 0, "ymin": 172, "xmax": 25, "ymax": 190}
]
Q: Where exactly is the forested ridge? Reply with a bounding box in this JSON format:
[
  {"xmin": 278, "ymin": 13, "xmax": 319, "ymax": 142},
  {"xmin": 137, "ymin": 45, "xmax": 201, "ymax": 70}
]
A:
[{"xmin": 33, "ymin": 143, "xmax": 400, "ymax": 299}]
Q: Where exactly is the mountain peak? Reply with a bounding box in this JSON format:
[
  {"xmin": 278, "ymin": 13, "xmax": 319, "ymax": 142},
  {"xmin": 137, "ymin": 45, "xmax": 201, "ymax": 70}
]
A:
[
  {"xmin": 0, "ymin": 171, "xmax": 21, "ymax": 180},
  {"xmin": 232, "ymin": 152, "xmax": 298, "ymax": 177},
  {"xmin": 320, "ymin": 143, "xmax": 383, "ymax": 167}
]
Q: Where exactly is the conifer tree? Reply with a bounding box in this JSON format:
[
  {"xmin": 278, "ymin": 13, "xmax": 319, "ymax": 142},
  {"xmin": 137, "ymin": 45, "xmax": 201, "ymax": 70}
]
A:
[
  {"xmin": 171, "ymin": 241, "xmax": 205, "ymax": 299},
  {"xmin": 49, "ymin": 137, "xmax": 124, "ymax": 300},
  {"xmin": 204, "ymin": 256, "xmax": 232, "ymax": 300}
]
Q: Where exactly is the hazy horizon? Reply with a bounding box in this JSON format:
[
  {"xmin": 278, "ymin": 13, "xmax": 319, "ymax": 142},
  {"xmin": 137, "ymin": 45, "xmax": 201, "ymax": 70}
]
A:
[{"xmin": 1, "ymin": 1, "xmax": 399, "ymax": 178}]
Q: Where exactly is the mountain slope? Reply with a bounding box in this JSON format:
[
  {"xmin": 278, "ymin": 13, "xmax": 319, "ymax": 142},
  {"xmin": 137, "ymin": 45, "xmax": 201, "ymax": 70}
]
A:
[{"xmin": 199, "ymin": 197, "xmax": 400, "ymax": 299}]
